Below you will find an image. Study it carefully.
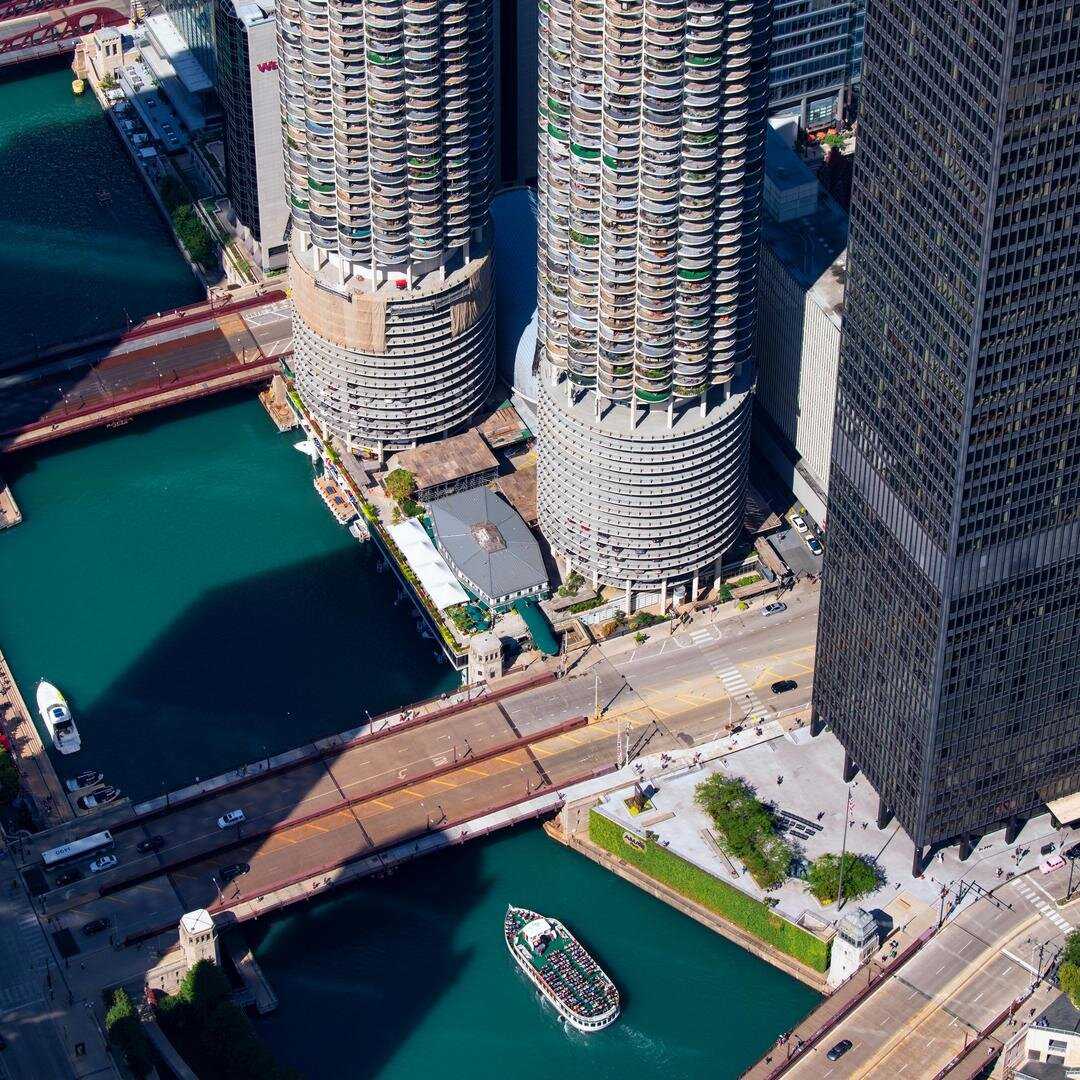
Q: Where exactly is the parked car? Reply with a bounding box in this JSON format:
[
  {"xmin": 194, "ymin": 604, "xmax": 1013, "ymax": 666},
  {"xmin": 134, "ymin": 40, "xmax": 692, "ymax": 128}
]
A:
[
  {"xmin": 54, "ymin": 869, "xmax": 82, "ymax": 887},
  {"xmin": 826, "ymin": 1040, "xmax": 853, "ymax": 1062},
  {"xmin": 761, "ymin": 602, "xmax": 788, "ymax": 617},
  {"xmin": 89, "ymin": 854, "xmax": 119, "ymax": 874},
  {"xmin": 217, "ymin": 809, "xmax": 246, "ymax": 829},
  {"xmin": 806, "ymin": 535, "xmax": 824, "ymax": 557},
  {"xmin": 219, "ymin": 862, "xmax": 250, "ymax": 883},
  {"xmin": 137, "ymin": 836, "xmax": 165, "ymax": 854},
  {"xmin": 791, "ymin": 514, "xmax": 809, "ymax": 535},
  {"xmin": 1041, "ymin": 855, "xmax": 1066, "ymax": 874},
  {"xmin": 82, "ymin": 917, "xmax": 111, "ymax": 936},
  {"xmin": 771, "ymin": 679, "xmax": 798, "ymax": 695},
  {"xmin": 1065, "ymin": 843, "xmax": 1080, "ymax": 859}
]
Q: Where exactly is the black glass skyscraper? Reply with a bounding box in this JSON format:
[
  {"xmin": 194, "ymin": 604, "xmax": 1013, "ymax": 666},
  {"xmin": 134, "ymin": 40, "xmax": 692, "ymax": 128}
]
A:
[{"xmin": 813, "ymin": 0, "xmax": 1080, "ymax": 869}]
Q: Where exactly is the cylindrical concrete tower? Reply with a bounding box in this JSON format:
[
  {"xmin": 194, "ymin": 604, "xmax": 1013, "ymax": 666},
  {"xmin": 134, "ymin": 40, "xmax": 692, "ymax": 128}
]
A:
[
  {"xmin": 535, "ymin": 0, "xmax": 769, "ymax": 604},
  {"xmin": 277, "ymin": 0, "xmax": 497, "ymax": 455}
]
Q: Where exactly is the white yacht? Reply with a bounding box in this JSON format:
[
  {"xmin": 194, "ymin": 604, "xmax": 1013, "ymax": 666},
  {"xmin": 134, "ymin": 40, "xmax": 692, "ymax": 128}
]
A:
[{"xmin": 36, "ymin": 681, "xmax": 81, "ymax": 755}]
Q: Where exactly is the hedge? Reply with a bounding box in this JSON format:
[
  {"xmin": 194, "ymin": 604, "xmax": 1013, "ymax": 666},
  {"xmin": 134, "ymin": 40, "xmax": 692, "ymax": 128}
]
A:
[{"xmin": 589, "ymin": 809, "xmax": 830, "ymax": 972}]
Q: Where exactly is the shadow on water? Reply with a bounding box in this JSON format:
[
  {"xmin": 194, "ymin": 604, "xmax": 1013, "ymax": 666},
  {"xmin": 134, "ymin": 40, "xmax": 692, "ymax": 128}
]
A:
[
  {"xmin": 246, "ymin": 842, "xmax": 489, "ymax": 1080},
  {"xmin": 0, "ymin": 391, "xmax": 457, "ymax": 799},
  {"xmin": 56, "ymin": 541, "xmax": 457, "ymax": 800},
  {"xmin": 0, "ymin": 57, "xmax": 202, "ymax": 355}
]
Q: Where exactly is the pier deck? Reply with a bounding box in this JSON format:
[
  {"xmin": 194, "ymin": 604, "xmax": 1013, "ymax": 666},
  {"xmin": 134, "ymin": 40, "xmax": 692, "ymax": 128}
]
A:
[
  {"xmin": 0, "ymin": 475, "xmax": 20, "ymax": 530},
  {"xmin": 0, "ymin": 650, "xmax": 73, "ymax": 826}
]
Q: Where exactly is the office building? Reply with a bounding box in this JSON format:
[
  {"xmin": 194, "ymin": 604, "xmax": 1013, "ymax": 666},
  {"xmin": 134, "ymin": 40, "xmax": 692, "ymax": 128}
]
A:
[
  {"xmin": 813, "ymin": 0, "xmax": 1080, "ymax": 868},
  {"xmin": 213, "ymin": 0, "xmax": 289, "ymax": 270},
  {"xmin": 755, "ymin": 130, "xmax": 847, "ymax": 525},
  {"xmin": 769, "ymin": 0, "xmax": 863, "ymax": 129},
  {"xmin": 277, "ymin": 0, "xmax": 498, "ymax": 457},
  {"xmin": 535, "ymin": 0, "xmax": 770, "ymax": 609}
]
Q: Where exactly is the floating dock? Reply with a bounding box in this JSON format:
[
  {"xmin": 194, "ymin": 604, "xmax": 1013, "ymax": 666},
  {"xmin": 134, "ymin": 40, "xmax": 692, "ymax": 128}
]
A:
[
  {"xmin": 0, "ymin": 477, "xmax": 20, "ymax": 531},
  {"xmin": 314, "ymin": 472, "xmax": 357, "ymax": 526}
]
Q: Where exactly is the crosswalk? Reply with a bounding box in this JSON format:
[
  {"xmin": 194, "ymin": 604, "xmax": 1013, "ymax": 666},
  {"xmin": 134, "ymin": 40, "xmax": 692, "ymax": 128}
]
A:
[
  {"xmin": 1016, "ymin": 880, "xmax": 1074, "ymax": 934},
  {"xmin": 683, "ymin": 627, "xmax": 773, "ymax": 721},
  {"xmin": 0, "ymin": 912, "xmax": 50, "ymax": 1013}
]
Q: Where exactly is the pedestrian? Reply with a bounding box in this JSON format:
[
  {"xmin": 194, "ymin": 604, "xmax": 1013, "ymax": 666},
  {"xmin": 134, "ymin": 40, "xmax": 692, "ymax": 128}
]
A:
[{"xmin": 777, "ymin": 775, "xmax": 783, "ymax": 785}]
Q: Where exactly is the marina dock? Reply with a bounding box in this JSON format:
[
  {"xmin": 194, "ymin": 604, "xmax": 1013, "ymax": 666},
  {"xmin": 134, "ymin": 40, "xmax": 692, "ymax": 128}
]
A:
[
  {"xmin": 0, "ymin": 476, "xmax": 20, "ymax": 530},
  {"xmin": 0, "ymin": 648, "xmax": 73, "ymax": 826},
  {"xmin": 314, "ymin": 471, "xmax": 357, "ymax": 526}
]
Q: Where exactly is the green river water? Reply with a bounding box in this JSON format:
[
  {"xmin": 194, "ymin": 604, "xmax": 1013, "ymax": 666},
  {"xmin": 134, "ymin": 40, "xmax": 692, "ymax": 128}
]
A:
[
  {"xmin": 0, "ymin": 57, "xmax": 203, "ymax": 358},
  {"xmin": 0, "ymin": 59, "xmax": 819, "ymax": 1079}
]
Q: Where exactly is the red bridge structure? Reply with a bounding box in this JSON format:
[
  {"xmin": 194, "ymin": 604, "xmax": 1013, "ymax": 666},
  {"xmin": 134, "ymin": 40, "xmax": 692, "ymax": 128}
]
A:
[
  {"xmin": 0, "ymin": 1, "xmax": 126, "ymax": 64},
  {"xmin": 0, "ymin": 291, "xmax": 291, "ymax": 452}
]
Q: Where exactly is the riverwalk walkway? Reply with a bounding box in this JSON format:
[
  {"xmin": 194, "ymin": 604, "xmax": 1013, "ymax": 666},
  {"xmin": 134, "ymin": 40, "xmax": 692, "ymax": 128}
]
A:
[{"xmin": 0, "ymin": 650, "xmax": 72, "ymax": 828}]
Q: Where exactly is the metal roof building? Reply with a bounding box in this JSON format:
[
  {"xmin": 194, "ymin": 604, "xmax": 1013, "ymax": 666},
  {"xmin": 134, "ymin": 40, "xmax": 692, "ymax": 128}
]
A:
[{"xmin": 428, "ymin": 489, "xmax": 548, "ymax": 611}]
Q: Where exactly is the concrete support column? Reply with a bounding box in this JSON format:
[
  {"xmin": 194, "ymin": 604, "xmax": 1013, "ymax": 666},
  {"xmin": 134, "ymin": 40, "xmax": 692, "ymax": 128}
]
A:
[
  {"xmin": 912, "ymin": 846, "xmax": 925, "ymax": 879},
  {"xmin": 660, "ymin": 578, "xmax": 667, "ymax": 611},
  {"xmin": 592, "ymin": 568, "xmax": 598, "ymax": 589},
  {"xmin": 1005, "ymin": 816, "xmax": 1024, "ymax": 845},
  {"xmin": 876, "ymin": 797, "xmax": 893, "ymax": 831},
  {"xmin": 629, "ymin": 395, "xmax": 637, "ymax": 430},
  {"xmin": 691, "ymin": 569, "xmax": 700, "ymax": 602},
  {"xmin": 842, "ymin": 750, "xmax": 857, "ymax": 784},
  {"xmin": 959, "ymin": 834, "xmax": 976, "ymax": 862},
  {"xmin": 624, "ymin": 579, "xmax": 632, "ymax": 615},
  {"xmin": 810, "ymin": 705, "xmax": 824, "ymax": 737},
  {"xmin": 667, "ymin": 398, "xmax": 674, "ymax": 430}
]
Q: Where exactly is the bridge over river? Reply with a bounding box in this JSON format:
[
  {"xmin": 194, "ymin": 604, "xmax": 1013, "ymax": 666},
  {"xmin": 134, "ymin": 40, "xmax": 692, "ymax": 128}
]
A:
[
  {"xmin": 13, "ymin": 596, "xmax": 819, "ymax": 948},
  {"xmin": 0, "ymin": 292, "xmax": 292, "ymax": 451}
]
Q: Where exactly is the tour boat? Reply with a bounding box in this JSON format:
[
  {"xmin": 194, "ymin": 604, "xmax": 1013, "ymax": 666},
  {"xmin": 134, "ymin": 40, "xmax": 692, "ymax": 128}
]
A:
[
  {"xmin": 504, "ymin": 905, "xmax": 619, "ymax": 1032},
  {"xmin": 72, "ymin": 78, "xmax": 85, "ymax": 95},
  {"xmin": 36, "ymin": 681, "xmax": 81, "ymax": 755}
]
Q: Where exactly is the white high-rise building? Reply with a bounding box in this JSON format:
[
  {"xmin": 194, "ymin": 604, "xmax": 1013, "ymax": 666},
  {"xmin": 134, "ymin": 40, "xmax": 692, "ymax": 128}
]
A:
[
  {"xmin": 535, "ymin": 0, "xmax": 771, "ymax": 606},
  {"xmin": 277, "ymin": 0, "xmax": 497, "ymax": 456}
]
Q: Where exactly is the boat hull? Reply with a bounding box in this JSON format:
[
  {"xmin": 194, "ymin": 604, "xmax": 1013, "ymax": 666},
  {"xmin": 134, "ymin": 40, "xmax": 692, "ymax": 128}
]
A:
[
  {"xmin": 36, "ymin": 681, "xmax": 81, "ymax": 755},
  {"xmin": 504, "ymin": 907, "xmax": 619, "ymax": 1033}
]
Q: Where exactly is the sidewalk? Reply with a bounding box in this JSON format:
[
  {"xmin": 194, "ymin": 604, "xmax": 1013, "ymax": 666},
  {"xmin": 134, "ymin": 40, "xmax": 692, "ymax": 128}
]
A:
[
  {"xmin": 741, "ymin": 905, "xmax": 939, "ymax": 1079},
  {"xmin": 0, "ymin": 850, "xmax": 117, "ymax": 1079}
]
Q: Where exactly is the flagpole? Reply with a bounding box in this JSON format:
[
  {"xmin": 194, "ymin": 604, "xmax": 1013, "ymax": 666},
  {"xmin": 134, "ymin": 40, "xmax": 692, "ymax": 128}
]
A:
[{"xmin": 836, "ymin": 785, "xmax": 851, "ymax": 909}]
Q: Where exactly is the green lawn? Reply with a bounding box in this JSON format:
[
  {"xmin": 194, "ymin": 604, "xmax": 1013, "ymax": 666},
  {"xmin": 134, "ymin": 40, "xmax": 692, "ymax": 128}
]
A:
[{"xmin": 589, "ymin": 810, "xmax": 830, "ymax": 972}]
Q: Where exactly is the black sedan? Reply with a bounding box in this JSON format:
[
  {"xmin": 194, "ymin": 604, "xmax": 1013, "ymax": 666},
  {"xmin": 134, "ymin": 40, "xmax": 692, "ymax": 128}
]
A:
[
  {"xmin": 771, "ymin": 679, "xmax": 798, "ymax": 695},
  {"xmin": 82, "ymin": 917, "xmax": 111, "ymax": 936}
]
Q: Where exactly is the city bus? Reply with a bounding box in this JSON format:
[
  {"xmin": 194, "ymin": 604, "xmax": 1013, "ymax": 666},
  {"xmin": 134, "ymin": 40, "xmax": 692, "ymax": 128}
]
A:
[{"xmin": 41, "ymin": 830, "xmax": 114, "ymax": 869}]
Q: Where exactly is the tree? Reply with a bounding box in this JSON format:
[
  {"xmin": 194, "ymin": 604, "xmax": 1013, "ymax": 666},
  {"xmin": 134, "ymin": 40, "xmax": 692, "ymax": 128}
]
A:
[
  {"xmin": 1059, "ymin": 931, "xmax": 1080, "ymax": 1007},
  {"xmin": 807, "ymin": 853, "xmax": 882, "ymax": 905},
  {"xmin": 105, "ymin": 989, "xmax": 153, "ymax": 1078},
  {"xmin": 694, "ymin": 775, "xmax": 792, "ymax": 889},
  {"xmin": 384, "ymin": 468, "xmax": 416, "ymax": 503}
]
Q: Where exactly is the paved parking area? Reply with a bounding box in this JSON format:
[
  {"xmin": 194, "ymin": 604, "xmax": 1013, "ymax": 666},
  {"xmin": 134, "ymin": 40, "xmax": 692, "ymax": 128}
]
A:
[{"xmin": 770, "ymin": 526, "xmax": 823, "ymax": 577}]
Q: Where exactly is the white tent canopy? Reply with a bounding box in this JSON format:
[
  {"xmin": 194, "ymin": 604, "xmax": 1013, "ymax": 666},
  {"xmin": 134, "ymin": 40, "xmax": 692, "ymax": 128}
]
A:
[{"xmin": 388, "ymin": 518, "xmax": 470, "ymax": 610}]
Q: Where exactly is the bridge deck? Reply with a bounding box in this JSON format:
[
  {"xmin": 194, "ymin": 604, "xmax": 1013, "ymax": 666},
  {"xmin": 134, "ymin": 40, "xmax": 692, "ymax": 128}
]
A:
[{"xmin": 0, "ymin": 317, "xmax": 275, "ymax": 451}]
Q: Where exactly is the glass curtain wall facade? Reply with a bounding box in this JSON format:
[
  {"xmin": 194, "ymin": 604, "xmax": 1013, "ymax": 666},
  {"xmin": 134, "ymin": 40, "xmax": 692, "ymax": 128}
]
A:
[
  {"xmin": 813, "ymin": 0, "xmax": 1080, "ymax": 864},
  {"xmin": 277, "ymin": 0, "xmax": 498, "ymax": 456},
  {"xmin": 769, "ymin": 0, "xmax": 863, "ymax": 128},
  {"xmin": 163, "ymin": 0, "xmax": 218, "ymax": 85},
  {"xmin": 534, "ymin": 0, "xmax": 770, "ymax": 607}
]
